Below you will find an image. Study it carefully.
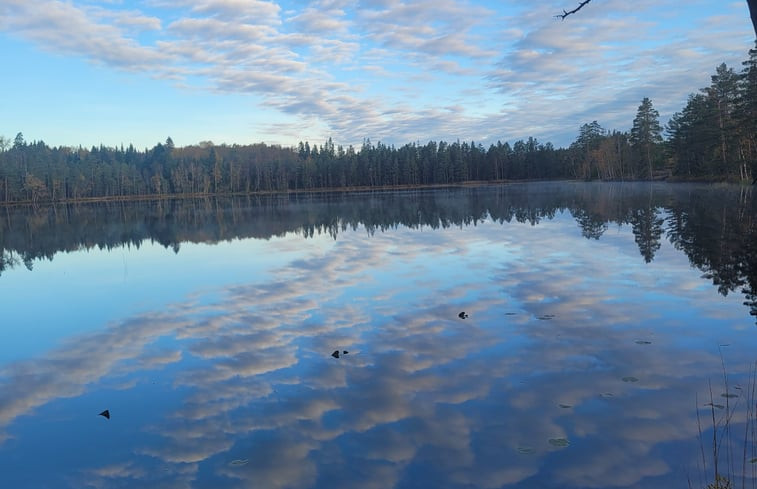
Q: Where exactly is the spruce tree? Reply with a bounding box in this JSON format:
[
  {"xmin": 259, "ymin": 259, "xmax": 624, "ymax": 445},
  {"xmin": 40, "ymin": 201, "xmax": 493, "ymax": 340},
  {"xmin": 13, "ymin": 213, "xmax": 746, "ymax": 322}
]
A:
[{"xmin": 630, "ymin": 97, "xmax": 663, "ymax": 179}]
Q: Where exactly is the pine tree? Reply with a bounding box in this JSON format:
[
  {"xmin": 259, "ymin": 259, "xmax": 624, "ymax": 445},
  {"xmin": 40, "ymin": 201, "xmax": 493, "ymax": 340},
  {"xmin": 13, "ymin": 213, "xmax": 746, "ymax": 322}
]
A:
[
  {"xmin": 736, "ymin": 42, "xmax": 757, "ymax": 181},
  {"xmin": 630, "ymin": 97, "xmax": 663, "ymax": 179},
  {"xmin": 706, "ymin": 64, "xmax": 740, "ymax": 176}
]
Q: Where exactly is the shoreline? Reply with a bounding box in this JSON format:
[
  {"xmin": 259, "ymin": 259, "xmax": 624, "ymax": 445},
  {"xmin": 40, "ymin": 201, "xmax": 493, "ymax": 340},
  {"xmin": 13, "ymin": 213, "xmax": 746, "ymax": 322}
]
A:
[
  {"xmin": 1, "ymin": 180, "xmax": 518, "ymax": 207},
  {"xmin": 1, "ymin": 177, "xmax": 751, "ymax": 207}
]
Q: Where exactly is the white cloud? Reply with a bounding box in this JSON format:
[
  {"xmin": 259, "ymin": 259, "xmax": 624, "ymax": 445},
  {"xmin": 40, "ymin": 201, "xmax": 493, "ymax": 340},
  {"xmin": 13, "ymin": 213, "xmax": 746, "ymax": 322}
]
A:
[
  {"xmin": 0, "ymin": 0, "xmax": 753, "ymax": 148},
  {"xmin": 0, "ymin": 0, "xmax": 171, "ymax": 70}
]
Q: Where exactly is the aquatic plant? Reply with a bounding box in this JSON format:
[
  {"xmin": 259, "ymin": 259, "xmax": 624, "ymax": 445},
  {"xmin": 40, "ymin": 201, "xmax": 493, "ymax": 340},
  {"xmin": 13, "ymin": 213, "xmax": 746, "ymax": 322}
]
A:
[{"xmin": 694, "ymin": 359, "xmax": 757, "ymax": 489}]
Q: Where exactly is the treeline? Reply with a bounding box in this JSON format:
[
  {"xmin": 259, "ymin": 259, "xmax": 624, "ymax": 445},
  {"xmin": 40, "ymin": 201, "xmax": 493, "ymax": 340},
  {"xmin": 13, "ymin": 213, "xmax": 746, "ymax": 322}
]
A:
[
  {"xmin": 0, "ymin": 135, "xmax": 568, "ymax": 205},
  {"xmin": 0, "ymin": 44, "xmax": 755, "ymax": 204},
  {"xmin": 562, "ymin": 42, "xmax": 757, "ymax": 181}
]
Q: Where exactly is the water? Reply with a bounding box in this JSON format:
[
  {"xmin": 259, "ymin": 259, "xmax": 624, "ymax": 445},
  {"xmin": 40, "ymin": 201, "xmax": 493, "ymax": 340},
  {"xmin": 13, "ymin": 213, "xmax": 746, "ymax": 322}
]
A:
[{"xmin": 1, "ymin": 182, "xmax": 756, "ymax": 488}]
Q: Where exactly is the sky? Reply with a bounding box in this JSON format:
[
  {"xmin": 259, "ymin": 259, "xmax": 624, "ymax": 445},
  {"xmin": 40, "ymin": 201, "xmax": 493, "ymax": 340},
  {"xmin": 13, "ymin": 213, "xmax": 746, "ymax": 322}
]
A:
[{"xmin": 0, "ymin": 0, "xmax": 754, "ymax": 150}]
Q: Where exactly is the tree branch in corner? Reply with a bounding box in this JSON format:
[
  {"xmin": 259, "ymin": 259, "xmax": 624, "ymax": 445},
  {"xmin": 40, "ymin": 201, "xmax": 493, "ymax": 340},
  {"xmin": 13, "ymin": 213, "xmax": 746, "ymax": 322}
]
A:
[{"xmin": 556, "ymin": 0, "xmax": 593, "ymax": 20}]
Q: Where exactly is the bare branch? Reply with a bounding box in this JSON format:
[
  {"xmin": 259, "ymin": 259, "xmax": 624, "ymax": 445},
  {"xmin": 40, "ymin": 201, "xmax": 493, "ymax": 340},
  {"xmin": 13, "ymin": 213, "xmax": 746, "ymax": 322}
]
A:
[{"xmin": 555, "ymin": 0, "xmax": 593, "ymax": 20}]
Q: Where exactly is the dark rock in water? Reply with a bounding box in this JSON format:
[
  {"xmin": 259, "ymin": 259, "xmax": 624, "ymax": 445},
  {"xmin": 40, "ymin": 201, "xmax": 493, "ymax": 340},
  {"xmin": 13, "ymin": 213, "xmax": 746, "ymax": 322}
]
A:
[
  {"xmin": 458, "ymin": 311, "xmax": 468, "ymax": 319},
  {"xmin": 99, "ymin": 410, "xmax": 110, "ymax": 419},
  {"xmin": 331, "ymin": 350, "xmax": 340, "ymax": 358}
]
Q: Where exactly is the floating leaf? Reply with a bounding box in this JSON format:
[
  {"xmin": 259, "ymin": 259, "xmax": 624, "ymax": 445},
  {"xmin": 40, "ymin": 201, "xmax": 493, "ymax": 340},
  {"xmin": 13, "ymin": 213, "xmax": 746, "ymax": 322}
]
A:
[
  {"xmin": 516, "ymin": 447, "xmax": 535, "ymax": 455},
  {"xmin": 635, "ymin": 340, "xmax": 652, "ymax": 345},
  {"xmin": 229, "ymin": 459, "xmax": 249, "ymax": 466},
  {"xmin": 558, "ymin": 404, "xmax": 572, "ymax": 409},
  {"xmin": 622, "ymin": 376, "xmax": 639, "ymax": 383},
  {"xmin": 548, "ymin": 438, "xmax": 570, "ymax": 447},
  {"xmin": 721, "ymin": 393, "xmax": 739, "ymax": 399}
]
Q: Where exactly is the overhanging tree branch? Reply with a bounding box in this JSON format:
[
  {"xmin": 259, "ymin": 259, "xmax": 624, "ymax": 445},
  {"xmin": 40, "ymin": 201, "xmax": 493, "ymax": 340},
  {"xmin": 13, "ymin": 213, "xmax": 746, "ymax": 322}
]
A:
[
  {"xmin": 557, "ymin": 0, "xmax": 756, "ymax": 37},
  {"xmin": 555, "ymin": 0, "xmax": 593, "ymax": 20}
]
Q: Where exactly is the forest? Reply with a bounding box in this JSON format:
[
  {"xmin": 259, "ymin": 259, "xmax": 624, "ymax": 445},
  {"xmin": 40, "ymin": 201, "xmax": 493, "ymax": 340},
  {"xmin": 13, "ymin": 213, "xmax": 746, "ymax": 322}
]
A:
[{"xmin": 0, "ymin": 44, "xmax": 755, "ymax": 205}]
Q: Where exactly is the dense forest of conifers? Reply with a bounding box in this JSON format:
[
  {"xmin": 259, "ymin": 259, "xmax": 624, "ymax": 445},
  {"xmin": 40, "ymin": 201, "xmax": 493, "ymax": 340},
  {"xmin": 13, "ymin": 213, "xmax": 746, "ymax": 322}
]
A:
[{"xmin": 1, "ymin": 44, "xmax": 755, "ymax": 204}]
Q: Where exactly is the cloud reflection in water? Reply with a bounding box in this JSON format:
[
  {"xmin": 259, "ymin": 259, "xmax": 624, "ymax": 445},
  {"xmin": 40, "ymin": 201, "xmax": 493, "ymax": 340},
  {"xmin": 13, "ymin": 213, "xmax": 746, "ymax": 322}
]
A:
[{"xmin": 1, "ymin": 200, "xmax": 755, "ymax": 489}]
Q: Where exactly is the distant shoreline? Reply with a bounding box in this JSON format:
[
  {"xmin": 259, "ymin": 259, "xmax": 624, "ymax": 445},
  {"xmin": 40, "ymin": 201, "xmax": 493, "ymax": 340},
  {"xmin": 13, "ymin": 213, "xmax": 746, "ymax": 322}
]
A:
[
  {"xmin": 2, "ymin": 177, "xmax": 752, "ymax": 208},
  {"xmin": 0, "ymin": 180, "xmax": 520, "ymax": 207}
]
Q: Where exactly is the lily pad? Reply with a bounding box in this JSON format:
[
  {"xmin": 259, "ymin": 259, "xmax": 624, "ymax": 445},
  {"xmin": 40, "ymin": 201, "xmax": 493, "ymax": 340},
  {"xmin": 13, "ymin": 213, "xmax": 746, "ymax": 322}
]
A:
[
  {"xmin": 548, "ymin": 438, "xmax": 570, "ymax": 447},
  {"xmin": 721, "ymin": 393, "xmax": 739, "ymax": 399},
  {"xmin": 622, "ymin": 376, "xmax": 639, "ymax": 383},
  {"xmin": 516, "ymin": 446, "xmax": 535, "ymax": 455},
  {"xmin": 229, "ymin": 459, "xmax": 249, "ymax": 466},
  {"xmin": 635, "ymin": 340, "xmax": 652, "ymax": 345}
]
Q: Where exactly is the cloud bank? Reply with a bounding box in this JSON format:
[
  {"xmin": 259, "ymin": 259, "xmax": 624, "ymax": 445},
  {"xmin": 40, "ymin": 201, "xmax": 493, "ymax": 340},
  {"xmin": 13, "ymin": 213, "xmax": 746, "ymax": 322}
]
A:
[{"xmin": 0, "ymin": 0, "xmax": 753, "ymax": 147}]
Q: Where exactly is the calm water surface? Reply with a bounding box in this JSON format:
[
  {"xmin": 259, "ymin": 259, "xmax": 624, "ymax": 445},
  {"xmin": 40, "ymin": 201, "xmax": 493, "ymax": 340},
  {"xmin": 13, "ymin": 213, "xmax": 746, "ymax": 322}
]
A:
[{"xmin": 1, "ymin": 182, "xmax": 756, "ymax": 488}]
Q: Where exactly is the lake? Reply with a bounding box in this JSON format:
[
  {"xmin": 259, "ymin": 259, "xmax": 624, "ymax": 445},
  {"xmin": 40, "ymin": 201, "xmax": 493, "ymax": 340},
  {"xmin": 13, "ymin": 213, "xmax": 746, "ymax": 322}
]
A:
[{"xmin": 1, "ymin": 182, "xmax": 756, "ymax": 489}]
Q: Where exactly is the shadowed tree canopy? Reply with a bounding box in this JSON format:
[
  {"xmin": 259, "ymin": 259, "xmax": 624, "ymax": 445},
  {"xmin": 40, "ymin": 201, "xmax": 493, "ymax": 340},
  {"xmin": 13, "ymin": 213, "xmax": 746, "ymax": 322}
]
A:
[{"xmin": 558, "ymin": 0, "xmax": 757, "ymax": 39}]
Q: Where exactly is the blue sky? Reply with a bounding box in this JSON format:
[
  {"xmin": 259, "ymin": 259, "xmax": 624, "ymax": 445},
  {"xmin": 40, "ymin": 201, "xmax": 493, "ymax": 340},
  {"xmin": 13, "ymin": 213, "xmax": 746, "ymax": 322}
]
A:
[{"xmin": 0, "ymin": 0, "xmax": 753, "ymax": 150}]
